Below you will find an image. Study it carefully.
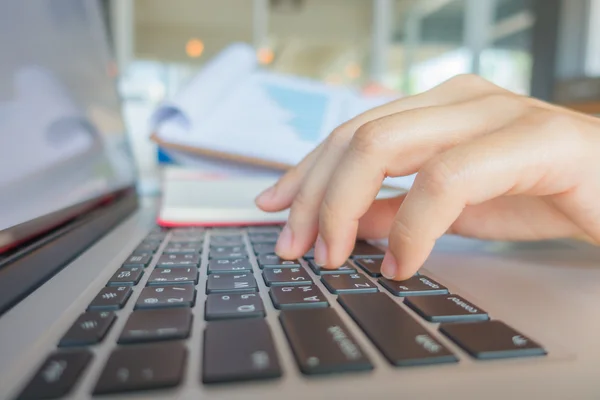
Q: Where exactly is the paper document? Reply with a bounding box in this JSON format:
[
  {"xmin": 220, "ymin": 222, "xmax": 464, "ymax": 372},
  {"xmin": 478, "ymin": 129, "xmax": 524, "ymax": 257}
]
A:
[{"xmin": 151, "ymin": 43, "xmax": 416, "ymax": 190}]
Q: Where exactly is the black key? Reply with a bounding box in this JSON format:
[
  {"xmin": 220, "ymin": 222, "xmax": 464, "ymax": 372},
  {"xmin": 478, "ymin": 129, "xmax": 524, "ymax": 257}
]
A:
[
  {"xmin": 145, "ymin": 232, "xmax": 166, "ymax": 241},
  {"xmin": 18, "ymin": 350, "xmax": 93, "ymax": 399},
  {"xmin": 172, "ymin": 227, "xmax": 204, "ymax": 235},
  {"xmin": 210, "ymin": 236, "xmax": 244, "ymax": 247},
  {"xmin": 321, "ymin": 273, "xmax": 378, "ymax": 294},
  {"xmin": 279, "ymin": 308, "xmax": 372, "ymax": 375},
  {"xmin": 107, "ymin": 267, "xmax": 143, "ymax": 286},
  {"xmin": 379, "ymin": 275, "xmax": 448, "ymax": 297},
  {"xmin": 404, "ymin": 294, "xmax": 489, "ymax": 323},
  {"xmin": 253, "ymin": 243, "xmax": 276, "ymax": 255},
  {"xmin": 157, "ymin": 253, "xmax": 200, "ymax": 268},
  {"xmin": 205, "ymin": 293, "xmax": 265, "ymax": 320},
  {"xmin": 263, "ymin": 267, "xmax": 312, "ymax": 286},
  {"xmin": 169, "ymin": 236, "xmax": 203, "ymax": 244},
  {"xmin": 257, "ymin": 254, "xmax": 300, "ymax": 269},
  {"xmin": 207, "ymin": 258, "xmax": 252, "ymax": 274},
  {"xmin": 209, "ymin": 249, "xmax": 248, "ymax": 260},
  {"xmin": 308, "ymin": 260, "xmax": 356, "ymax": 275},
  {"xmin": 203, "ymin": 319, "xmax": 282, "ymax": 383},
  {"xmin": 439, "ymin": 320, "xmax": 546, "ymax": 360},
  {"xmin": 119, "ymin": 308, "xmax": 192, "ymax": 343},
  {"xmin": 350, "ymin": 241, "xmax": 385, "ymax": 258},
  {"xmin": 147, "ymin": 267, "xmax": 198, "ymax": 285},
  {"xmin": 354, "ymin": 257, "xmax": 383, "ymax": 277},
  {"xmin": 338, "ymin": 293, "xmax": 457, "ymax": 366},
  {"xmin": 59, "ymin": 311, "xmax": 116, "ymax": 347},
  {"xmin": 132, "ymin": 242, "xmax": 160, "ymax": 255},
  {"xmin": 163, "ymin": 242, "xmax": 203, "ymax": 254},
  {"xmin": 211, "ymin": 244, "xmax": 245, "ymax": 252},
  {"xmin": 269, "ymin": 285, "xmax": 328, "ymax": 309},
  {"xmin": 248, "ymin": 233, "xmax": 279, "ymax": 244},
  {"xmin": 93, "ymin": 343, "xmax": 186, "ymax": 394},
  {"xmin": 135, "ymin": 285, "xmax": 196, "ymax": 309},
  {"xmin": 248, "ymin": 226, "xmax": 281, "ymax": 233},
  {"xmin": 206, "ymin": 273, "xmax": 258, "ymax": 294},
  {"xmin": 122, "ymin": 253, "xmax": 152, "ymax": 268},
  {"xmin": 88, "ymin": 286, "xmax": 132, "ymax": 311}
]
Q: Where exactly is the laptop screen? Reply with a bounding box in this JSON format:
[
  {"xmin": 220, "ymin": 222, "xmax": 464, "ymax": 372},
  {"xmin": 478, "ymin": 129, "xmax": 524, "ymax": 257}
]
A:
[{"xmin": 0, "ymin": 1, "xmax": 137, "ymax": 251}]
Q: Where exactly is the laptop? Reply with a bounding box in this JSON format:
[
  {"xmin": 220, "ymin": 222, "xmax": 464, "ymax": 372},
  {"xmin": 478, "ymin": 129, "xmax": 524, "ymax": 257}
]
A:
[{"xmin": 1, "ymin": 1, "xmax": 599, "ymax": 399}]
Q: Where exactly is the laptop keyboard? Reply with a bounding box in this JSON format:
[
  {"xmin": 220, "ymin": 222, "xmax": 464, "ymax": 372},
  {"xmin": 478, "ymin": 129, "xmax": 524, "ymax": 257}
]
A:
[{"xmin": 16, "ymin": 226, "xmax": 547, "ymax": 399}]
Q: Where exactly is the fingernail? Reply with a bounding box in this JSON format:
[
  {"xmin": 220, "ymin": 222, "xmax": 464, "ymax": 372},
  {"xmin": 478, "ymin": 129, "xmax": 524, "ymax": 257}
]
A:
[
  {"xmin": 314, "ymin": 235, "xmax": 328, "ymax": 266},
  {"xmin": 255, "ymin": 186, "xmax": 275, "ymax": 205},
  {"xmin": 276, "ymin": 223, "xmax": 293, "ymax": 254},
  {"xmin": 381, "ymin": 252, "xmax": 398, "ymax": 279}
]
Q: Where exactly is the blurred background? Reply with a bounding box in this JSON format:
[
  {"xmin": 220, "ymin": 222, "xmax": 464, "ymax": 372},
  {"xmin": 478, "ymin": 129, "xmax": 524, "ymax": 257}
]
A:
[{"xmin": 97, "ymin": 0, "xmax": 600, "ymax": 188}]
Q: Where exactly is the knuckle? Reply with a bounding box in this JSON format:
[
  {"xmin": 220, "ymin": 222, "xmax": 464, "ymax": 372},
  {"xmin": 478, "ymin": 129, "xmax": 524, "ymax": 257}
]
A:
[
  {"xmin": 481, "ymin": 92, "xmax": 522, "ymax": 108},
  {"xmin": 351, "ymin": 121, "xmax": 387, "ymax": 155},
  {"xmin": 445, "ymin": 73, "xmax": 490, "ymax": 91},
  {"xmin": 417, "ymin": 156, "xmax": 458, "ymax": 198},
  {"xmin": 328, "ymin": 123, "xmax": 353, "ymax": 148}
]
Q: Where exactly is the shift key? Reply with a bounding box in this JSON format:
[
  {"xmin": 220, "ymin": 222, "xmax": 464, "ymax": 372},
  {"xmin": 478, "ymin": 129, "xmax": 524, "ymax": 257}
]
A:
[{"xmin": 279, "ymin": 308, "xmax": 372, "ymax": 375}]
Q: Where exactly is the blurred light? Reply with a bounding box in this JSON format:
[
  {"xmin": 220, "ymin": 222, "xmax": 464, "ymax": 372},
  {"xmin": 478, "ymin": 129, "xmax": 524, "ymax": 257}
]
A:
[
  {"xmin": 186, "ymin": 39, "xmax": 204, "ymax": 58},
  {"xmin": 325, "ymin": 74, "xmax": 343, "ymax": 85},
  {"xmin": 257, "ymin": 47, "xmax": 274, "ymax": 65},
  {"xmin": 344, "ymin": 63, "xmax": 362, "ymax": 79}
]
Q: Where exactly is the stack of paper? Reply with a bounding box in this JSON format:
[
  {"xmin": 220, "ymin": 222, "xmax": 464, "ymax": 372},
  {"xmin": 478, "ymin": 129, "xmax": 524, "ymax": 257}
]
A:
[{"xmin": 151, "ymin": 43, "xmax": 416, "ymax": 190}]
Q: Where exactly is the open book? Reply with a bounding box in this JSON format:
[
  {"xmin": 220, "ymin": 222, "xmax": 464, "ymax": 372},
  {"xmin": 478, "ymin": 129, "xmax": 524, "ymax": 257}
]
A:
[{"xmin": 151, "ymin": 43, "xmax": 416, "ymax": 190}]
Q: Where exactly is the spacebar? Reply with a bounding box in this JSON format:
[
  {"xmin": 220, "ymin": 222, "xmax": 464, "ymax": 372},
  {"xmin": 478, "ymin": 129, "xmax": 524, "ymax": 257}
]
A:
[
  {"xmin": 279, "ymin": 308, "xmax": 373, "ymax": 375},
  {"xmin": 338, "ymin": 293, "xmax": 457, "ymax": 366}
]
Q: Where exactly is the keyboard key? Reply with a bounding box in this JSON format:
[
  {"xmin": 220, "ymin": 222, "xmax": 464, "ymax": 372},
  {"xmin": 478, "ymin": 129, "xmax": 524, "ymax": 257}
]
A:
[
  {"xmin": 354, "ymin": 258, "xmax": 383, "ymax": 277},
  {"xmin": 308, "ymin": 260, "xmax": 356, "ymax": 275},
  {"xmin": 263, "ymin": 267, "xmax": 312, "ymax": 286},
  {"xmin": 122, "ymin": 254, "xmax": 152, "ymax": 268},
  {"xmin": 321, "ymin": 273, "xmax": 378, "ymax": 294},
  {"xmin": 404, "ymin": 294, "xmax": 489, "ymax": 323},
  {"xmin": 209, "ymin": 249, "xmax": 248, "ymax": 260},
  {"xmin": 248, "ymin": 226, "xmax": 281, "ymax": 233},
  {"xmin": 279, "ymin": 308, "xmax": 372, "ymax": 375},
  {"xmin": 135, "ymin": 285, "xmax": 196, "ymax": 309},
  {"xmin": 248, "ymin": 233, "xmax": 279, "ymax": 244},
  {"xmin": 93, "ymin": 343, "xmax": 186, "ymax": 395},
  {"xmin": 269, "ymin": 285, "xmax": 328, "ymax": 309},
  {"xmin": 205, "ymin": 293, "xmax": 265, "ymax": 320},
  {"xmin": 379, "ymin": 275, "xmax": 448, "ymax": 297},
  {"xmin": 210, "ymin": 236, "xmax": 244, "ymax": 247},
  {"xmin": 338, "ymin": 293, "xmax": 457, "ymax": 366},
  {"xmin": 132, "ymin": 242, "xmax": 160, "ymax": 255},
  {"xmin": 147, "ymin": 267, "xmax": 198, "ymax": 285},
  {"xmin": 157, "ymin": 254, "xmax": 200, "ymax": 268},
  {"xmin": 350, "ymin": 241, "xmax": 385, "ymax": 258},
  {"xmin": 208, "ymin": 258, "xmax": 252, "ymax": 274},
  {"xmin": 203, "ymin": 319, "xmax": 282, "ymax": 383},
  {"xmin": 253, "ymin": 243, "xmax": 276, "ymax": 255},
  {"xmin": 59, "ymin": 311, "xmax": 116, "ymax": 347},
  {"xmin": 439, "ymin": 320, "xmax": 546, "ymax": 360},
  {"xmin": 206, "ymin": 273, "xmax": 258, "ymax": 294},
  {"xmin": 107, "ymin": 267, "xmax": 143, "ymax": 286},
  {"xmin": 145, "ymin": 232, "xmax": 166, "ymax": 241},
  {"xmin": 163, "ymin": 242, "xmax": 202, "ymax": 254},
  {"xmin": 88, "ymin": 286, "xmax": 132, "ymax": 311},
  {"xmin": 118, "ymin": 308, "xmax": 192, "ymax": 343},
  {"xmin": 257, "ymin": 254, "xmax": 300, "ymax": 269},
  {"xmin": 169, "ymin": 237, "xmax": 203, "ymax": 244},
  {"xmin": 18, "ymin": 350, "xmax": 93, "ymax": 399}
]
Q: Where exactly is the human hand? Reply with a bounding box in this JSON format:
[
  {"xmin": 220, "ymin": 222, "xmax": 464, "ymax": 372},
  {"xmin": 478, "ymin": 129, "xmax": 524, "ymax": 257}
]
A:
[{"xmin": 255, "ymin": 74, "xmax": 600, "ymax": 280}]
